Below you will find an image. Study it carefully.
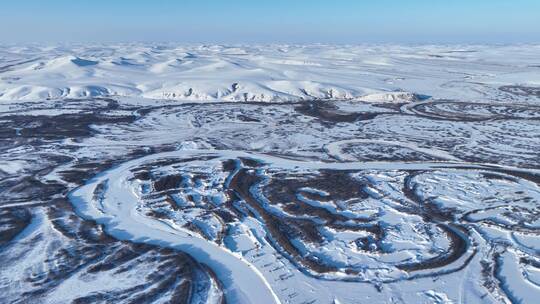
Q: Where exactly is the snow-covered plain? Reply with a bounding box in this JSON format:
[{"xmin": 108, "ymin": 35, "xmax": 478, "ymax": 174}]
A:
[{"xmin": 1, "ymin": 44, "xmax": 540, "ymax": 304}]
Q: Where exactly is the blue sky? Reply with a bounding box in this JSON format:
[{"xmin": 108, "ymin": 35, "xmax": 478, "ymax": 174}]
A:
[{"xmin": 1, "ymin": 0, "xmax": 539, "ymax": 43}]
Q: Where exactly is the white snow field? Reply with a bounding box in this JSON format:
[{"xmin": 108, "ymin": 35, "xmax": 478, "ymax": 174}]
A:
[
  {"xmin": 1, "ymin": 44, "xmax": 539, "ymax": 103},
  {"xmin": 1, "ymin": 44, "xmax": 540, "ymax": 304}
]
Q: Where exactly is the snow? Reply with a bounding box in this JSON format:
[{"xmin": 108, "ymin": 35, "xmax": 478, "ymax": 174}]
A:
[
  {"xmin": 2, "ymin": 43, "xmax": 540, "ymax": 304},
  {"xmin": 68, "ymin": 149, "xmax": 540, "ymax": 303},
  {"xmin": 1, "ymin": 44, "xmax": 540, "ymax": 102},
  {"xmin": 0, "ymin": 160, "xmax": 28, "ymax": 174},
  {"xmin": 69, "ymin": 151, "xmax": 282, "ymax": 304}
]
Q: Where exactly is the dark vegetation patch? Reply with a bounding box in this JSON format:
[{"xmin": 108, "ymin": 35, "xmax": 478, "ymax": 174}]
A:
[{"xmin": 296, "ymin": 101, "xmax": 393, "ymax": 124}]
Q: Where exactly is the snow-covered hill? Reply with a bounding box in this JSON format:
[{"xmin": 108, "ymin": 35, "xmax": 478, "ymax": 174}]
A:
[{"xmin": 1, "ymin": 44, "xmax": 539, "ymax": 102}]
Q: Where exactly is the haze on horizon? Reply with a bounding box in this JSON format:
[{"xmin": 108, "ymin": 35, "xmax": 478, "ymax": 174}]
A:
[{"xmin": 1, "ymin": 0, "xmax": 539, "ymax": 44}]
